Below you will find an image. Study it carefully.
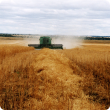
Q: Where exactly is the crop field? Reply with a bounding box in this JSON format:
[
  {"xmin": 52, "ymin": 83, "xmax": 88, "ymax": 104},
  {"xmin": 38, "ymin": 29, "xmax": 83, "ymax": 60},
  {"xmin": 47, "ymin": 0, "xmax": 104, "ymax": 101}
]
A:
[{"xmin": 0, "ymin": 38, "xmax": 110, "ymax": 110}]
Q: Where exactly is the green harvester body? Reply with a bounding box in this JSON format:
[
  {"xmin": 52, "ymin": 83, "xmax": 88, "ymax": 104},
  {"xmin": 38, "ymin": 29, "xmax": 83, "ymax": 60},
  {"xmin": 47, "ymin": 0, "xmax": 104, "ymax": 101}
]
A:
[{"xmin": 28, "ymin": 36, "xmax": 63, "ymax": 49}]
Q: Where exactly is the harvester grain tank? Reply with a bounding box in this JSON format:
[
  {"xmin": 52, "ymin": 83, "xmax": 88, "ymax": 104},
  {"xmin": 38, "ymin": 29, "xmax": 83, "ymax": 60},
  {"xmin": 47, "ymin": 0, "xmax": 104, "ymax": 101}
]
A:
[{"xmin": 28, "ymin": 36, "xmax": 63, "ymax": 49}]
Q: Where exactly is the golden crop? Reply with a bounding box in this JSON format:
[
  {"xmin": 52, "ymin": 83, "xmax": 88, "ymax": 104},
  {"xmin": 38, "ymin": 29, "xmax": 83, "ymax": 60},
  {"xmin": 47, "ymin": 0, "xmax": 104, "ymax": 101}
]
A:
[{"xmin": 0, "ymin": 44, "xmax": 109, "ymax": 110}]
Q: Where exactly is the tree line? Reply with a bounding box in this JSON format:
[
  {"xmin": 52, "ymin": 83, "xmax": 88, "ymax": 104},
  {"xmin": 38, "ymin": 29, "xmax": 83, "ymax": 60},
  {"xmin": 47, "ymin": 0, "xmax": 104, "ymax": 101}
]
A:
[
  {"xmin": 84, "ymin": 37, "xmax": 110, "ymax": 40},
  {"xmin": 0, "ymin": 34, "xmax": 14, "ymax": 37}
]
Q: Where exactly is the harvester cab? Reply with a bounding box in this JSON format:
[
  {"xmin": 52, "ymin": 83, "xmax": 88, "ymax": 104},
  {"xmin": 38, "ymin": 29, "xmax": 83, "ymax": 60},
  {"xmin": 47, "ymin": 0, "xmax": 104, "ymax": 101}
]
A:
[{"xmin": 28, "ymin": 36, "xmax": 63, "ymax": 49}]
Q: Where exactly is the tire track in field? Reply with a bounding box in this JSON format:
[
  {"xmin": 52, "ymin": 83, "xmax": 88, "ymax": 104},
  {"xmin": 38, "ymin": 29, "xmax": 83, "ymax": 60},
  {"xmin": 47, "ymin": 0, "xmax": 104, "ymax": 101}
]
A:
[{"xmin": 23, "ymin": 48, "xmax": 105, "ymax": 110}]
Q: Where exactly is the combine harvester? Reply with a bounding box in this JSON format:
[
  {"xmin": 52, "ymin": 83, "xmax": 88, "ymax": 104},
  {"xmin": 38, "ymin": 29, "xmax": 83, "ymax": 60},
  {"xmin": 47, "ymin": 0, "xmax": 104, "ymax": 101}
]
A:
[{"xmin": 28, "ymin": 36, "xmax": 63, "ymax": 49}]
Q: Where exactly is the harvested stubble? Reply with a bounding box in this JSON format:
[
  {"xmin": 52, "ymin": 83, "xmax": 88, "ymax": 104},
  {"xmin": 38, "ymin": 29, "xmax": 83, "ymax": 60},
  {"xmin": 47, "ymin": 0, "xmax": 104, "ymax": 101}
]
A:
[
  {"xmin": 58, "ymin": 45, "xmax": 110, "ymax": 109},
  {"xmin": 0, "ymin": 45, "xmax": 108, "ymax": 110}
]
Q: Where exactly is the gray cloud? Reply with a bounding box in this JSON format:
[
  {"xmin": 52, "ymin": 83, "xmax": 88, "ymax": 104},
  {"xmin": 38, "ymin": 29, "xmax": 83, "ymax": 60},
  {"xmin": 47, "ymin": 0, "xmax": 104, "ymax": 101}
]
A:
[{"xmin": 0, "ymin": 0, "xmax": 110, "ymax": 35}]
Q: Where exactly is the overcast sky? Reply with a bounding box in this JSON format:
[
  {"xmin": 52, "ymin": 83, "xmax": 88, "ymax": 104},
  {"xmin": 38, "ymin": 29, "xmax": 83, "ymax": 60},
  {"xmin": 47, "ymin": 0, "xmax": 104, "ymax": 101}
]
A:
[{"xmin": 0, "ymin": 0, "xmax": 110, "ymax": 35}]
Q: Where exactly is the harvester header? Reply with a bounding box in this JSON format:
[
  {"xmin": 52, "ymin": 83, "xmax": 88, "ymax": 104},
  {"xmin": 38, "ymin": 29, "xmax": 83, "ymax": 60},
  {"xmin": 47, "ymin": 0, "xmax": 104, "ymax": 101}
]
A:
[{"xmin": 28, "ymin": 36, "xmax": 63, "ymax": 49}]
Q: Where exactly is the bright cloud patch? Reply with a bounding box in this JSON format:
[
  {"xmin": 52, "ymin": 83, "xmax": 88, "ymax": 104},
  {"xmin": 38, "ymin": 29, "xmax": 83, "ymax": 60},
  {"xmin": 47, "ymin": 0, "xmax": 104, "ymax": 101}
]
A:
[{"xmin": 0, "ymin": 0, "xmax": 110, "ymax": 35}]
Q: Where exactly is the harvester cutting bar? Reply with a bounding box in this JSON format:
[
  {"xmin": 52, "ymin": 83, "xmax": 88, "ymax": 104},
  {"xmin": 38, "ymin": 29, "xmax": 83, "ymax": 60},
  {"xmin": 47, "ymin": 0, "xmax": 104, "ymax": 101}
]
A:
[
  {"xmin": 51, "ymin": 44, "xmax": 63, "ymax": 49},
  {"xmin": 28, "ymin": 44, "xmax": 63, "ymax": 49},
  {"xmin": 28, "ymin": 44, "xmax": 40, "ymax": 48}
]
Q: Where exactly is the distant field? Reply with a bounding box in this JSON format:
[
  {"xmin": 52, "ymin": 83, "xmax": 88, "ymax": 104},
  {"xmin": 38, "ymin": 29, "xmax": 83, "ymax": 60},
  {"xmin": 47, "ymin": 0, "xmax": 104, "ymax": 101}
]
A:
[
  {"xmin": 0, "ymin": 37, "xmax": 38, "ymax": 46},
  {"xmin": 0, "ymin": 38, "xmax": 110, "ymax": 110},
  {"xmin": 82, "ymin": 40, "xmax": 110, "ymax": 47},
  {"xmin": 83, "ymin": 40, "xmax": 110, "ymax": 44},
  {"xmin": 0, "ymin": 37, "xmax": 24, "ymax": 40}
]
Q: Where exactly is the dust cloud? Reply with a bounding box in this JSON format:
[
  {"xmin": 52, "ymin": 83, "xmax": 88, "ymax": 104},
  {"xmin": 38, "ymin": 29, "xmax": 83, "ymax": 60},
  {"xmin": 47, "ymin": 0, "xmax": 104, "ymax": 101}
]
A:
[
  {"xmin": 23, "ymin": 37, "xmax": 39, "ymax": 46},
  {"xmin": 24, "ymin": 36, "xmax": 83, "ymax": 49},
  {"xmin": 52, "ymin": 37, "xmax": 83, "ymax": 49},
  {"xmin": 0, "ymin": 36, "xmax": 83, "ymax": 49}
]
